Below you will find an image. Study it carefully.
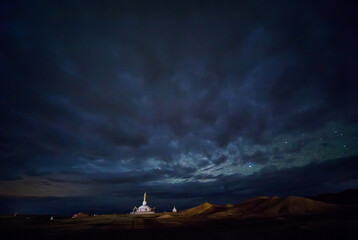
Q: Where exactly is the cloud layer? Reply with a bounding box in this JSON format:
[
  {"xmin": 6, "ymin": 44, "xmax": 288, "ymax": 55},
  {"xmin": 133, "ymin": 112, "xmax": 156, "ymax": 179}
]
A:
[{"xmin": 0, "ymin": 0, "xmax": 357, "ymax": 214}]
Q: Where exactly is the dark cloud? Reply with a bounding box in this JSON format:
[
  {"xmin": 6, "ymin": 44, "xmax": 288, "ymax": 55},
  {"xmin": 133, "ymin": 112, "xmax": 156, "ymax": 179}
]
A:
[
  {"xmin": 241, "ymin": 150, "xmax": 270, "ymax": 164},
  {"xmin": 1, "ymin": 155, "xmax": 357, "ymax": 214},
  {"xmin": 213, "ymin": 155, "xmax": 228, "ymax": 165},
  {"xmin": 0, "ymin": 0, "xmax": 357, "ymax": 214}
]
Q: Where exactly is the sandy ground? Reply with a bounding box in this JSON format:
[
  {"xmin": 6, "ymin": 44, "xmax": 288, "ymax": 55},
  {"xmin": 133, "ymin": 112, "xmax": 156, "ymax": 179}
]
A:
[{"xmin": 1, "ymin": 197, "xmax": 358, "ymax": 240}]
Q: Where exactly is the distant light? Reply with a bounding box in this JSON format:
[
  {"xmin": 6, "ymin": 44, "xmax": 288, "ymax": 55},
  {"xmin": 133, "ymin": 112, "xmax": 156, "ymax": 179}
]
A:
[
  {"xmin": 249, "ymin": 165, "xmax": 252, "ymax": 168},
  {"xmin": 344, "ymin": 145, "xmax": 347, "ymax": 148}
]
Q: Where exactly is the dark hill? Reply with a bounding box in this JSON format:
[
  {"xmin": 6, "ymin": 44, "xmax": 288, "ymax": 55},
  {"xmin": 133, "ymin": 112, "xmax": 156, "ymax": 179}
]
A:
[
  {"xmin": 182, "ymin": 202, "xmax": 214, "ymax": 215},
  {"xmin": 208, "ymin": 196, "xmax": 336, "ymax": 219},
  {"xmin": 310, "ymin": 189, "xmax": 358, "ymax": 205}
]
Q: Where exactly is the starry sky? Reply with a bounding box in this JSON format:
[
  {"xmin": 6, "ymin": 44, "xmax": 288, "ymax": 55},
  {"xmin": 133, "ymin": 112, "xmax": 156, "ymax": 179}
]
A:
[{"xmin": 1, "ymin": 0, "xmax": 358, "ymax": 215}]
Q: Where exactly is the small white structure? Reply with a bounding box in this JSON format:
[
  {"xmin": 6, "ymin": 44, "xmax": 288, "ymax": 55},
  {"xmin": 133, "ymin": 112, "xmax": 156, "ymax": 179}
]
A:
[
  {"xmin": 50, "ymin": 216, "xmax": 54, "ymax": 221},
  {"xmin": 172, "ymin": 206, "xmax": 177, "ymax": 212},
  {"xmin": 132, "ymin": 192, "xmax": 155, "ymax": 214}
]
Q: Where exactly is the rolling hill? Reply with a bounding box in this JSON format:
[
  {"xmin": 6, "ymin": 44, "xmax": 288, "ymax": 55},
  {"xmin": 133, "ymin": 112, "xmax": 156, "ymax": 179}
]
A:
[{"xmin": 187, "ymin": 196, "xmax": 337, "ymax": 219}]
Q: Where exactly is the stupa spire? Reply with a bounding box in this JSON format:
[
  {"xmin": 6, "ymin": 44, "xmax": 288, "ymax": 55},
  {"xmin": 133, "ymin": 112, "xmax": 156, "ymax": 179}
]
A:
[{"xmin": 130, "ymin": 192, "xmax": 155, "ymax": 214}]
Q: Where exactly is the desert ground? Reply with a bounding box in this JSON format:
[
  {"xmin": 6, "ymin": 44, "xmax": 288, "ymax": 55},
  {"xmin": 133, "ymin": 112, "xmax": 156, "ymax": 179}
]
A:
[{"xmin": 1, "ymin": 193, "xmax": 358, "ymax": 240}]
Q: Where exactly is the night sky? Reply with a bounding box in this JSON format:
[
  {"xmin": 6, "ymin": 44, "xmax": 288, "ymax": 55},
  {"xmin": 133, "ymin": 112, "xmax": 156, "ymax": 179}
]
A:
[{"xmin": 1, "ymin": 0, "xmax": 358, "ymax": 215}]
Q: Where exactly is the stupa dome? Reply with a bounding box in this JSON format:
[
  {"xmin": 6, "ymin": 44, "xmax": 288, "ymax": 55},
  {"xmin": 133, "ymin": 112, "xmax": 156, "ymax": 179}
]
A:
[{"xmin": 132, "ymin": 192, "xmax": 155, "ymax": 214}]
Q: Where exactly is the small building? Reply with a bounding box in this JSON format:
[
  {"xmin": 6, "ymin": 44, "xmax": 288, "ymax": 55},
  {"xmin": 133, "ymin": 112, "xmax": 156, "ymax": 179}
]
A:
[
  {"xmin": 172, "ymin": 206, "xmax": 177, "ymax": 212},
  {"xmin": 72, "ymin": 212, "xmax": 88, "ymax": 218}
]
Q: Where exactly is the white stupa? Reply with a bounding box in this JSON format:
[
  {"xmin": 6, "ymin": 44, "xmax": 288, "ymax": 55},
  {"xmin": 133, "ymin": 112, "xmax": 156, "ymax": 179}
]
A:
[
  {"xmin": 172, "ymin": 206, "xmax": 177, "ymax": 212},
  {"xmin": 131, "ymin": 192, "xmax": 155, "ymax": 214}
]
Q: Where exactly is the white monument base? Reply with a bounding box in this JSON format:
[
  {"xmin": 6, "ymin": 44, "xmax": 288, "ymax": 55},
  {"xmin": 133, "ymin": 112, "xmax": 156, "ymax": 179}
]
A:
[{"xmin": 134, "ymin": 211, "xmax": 155, "ymax": 215}]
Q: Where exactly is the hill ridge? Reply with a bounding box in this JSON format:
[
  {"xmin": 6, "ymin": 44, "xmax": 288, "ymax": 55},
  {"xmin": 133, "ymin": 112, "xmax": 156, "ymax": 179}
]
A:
[{"xmin": 185, "ymin": 195, "xmax": 337, "ymax": 218}]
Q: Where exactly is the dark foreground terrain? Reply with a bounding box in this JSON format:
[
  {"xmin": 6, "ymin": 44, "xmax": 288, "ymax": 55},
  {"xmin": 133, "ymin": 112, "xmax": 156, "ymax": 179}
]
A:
[{"xmin": 1, "ymin": 194, "xmax": 358, "ymax": 240}]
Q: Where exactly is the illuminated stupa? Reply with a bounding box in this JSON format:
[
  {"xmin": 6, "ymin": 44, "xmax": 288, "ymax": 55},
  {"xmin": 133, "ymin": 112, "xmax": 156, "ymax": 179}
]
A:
[{"xmin": 131, "ymin": 192, "xmax": 155, "ymax": 214}]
